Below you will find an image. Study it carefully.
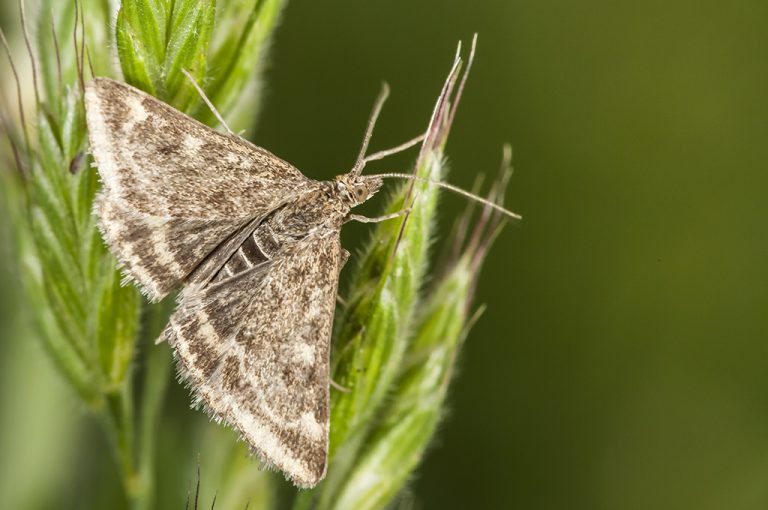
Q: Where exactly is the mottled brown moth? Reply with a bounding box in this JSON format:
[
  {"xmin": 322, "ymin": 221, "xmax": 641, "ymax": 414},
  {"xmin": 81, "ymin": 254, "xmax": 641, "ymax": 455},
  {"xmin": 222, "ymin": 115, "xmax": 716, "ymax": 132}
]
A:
[{"xmin": 85, "ymin": 68, "xmax": 518, "ymax": 487}]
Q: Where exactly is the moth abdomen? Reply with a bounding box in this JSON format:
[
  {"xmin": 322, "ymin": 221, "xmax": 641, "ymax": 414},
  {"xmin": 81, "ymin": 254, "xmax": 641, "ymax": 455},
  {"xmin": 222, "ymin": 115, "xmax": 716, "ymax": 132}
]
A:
[{"xmin": 212, "ymin": 223, "xmax": 281, "ymax": 282}]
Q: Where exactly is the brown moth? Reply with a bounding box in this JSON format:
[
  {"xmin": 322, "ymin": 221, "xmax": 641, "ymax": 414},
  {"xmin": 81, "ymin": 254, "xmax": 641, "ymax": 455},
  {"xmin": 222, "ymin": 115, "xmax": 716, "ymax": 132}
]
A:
[
  {"xmin": 85, "ymin": 69, "xmax": 518, "ymax": 488},
  {"xmin": 85, "ymin": 77, "xmax": 416, "ymax": 488}
]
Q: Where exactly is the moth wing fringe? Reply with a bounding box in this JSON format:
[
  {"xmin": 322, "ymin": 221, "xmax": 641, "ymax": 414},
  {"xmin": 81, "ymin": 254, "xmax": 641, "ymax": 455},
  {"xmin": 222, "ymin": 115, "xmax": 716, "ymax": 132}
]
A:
[{"xmin": 168, "ymin": 336, "xmax": 320, "ymax": 488}]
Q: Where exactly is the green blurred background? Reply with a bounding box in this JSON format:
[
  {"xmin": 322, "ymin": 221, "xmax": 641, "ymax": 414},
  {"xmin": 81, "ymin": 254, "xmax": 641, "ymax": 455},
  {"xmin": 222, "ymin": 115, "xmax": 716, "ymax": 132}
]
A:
[{"xmin": 2, "ymin": 0, "xmax": 768, "ymax": 508}]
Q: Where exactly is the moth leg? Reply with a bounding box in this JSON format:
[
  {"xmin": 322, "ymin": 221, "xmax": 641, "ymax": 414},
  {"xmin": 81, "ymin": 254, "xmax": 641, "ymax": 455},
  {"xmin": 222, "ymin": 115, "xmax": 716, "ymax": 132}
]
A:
[
  {"xmin": 345, "ymin": 207, "xmax": 411, "ymax": 224},
  {"xmin": 335, "ymin": 249, "xmax": 351, "ymax": 310},
  {"xmin": 181, "ymin": 68, "xmax": 235, "ymax": 137},
  {"xmin": 364, "ymin": 133, "xmax": 426, "ymax": 163},
  {"xmin": 330, "ymin": 378, "xmax": 352, "ymax": 393}
]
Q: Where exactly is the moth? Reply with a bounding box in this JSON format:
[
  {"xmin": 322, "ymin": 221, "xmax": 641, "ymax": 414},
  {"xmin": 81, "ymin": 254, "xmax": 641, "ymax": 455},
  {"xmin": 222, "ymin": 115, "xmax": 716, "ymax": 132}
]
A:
[{"xmin": 85, "ymin": 76, "xmax": 517, "ymax": 488}]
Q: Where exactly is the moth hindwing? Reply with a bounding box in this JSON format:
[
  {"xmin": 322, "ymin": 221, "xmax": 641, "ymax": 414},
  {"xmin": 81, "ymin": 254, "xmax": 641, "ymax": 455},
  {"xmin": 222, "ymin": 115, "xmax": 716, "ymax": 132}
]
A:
[{"xmin": 85, "ymin": 78, "xmax": 384, "ymax": 487}]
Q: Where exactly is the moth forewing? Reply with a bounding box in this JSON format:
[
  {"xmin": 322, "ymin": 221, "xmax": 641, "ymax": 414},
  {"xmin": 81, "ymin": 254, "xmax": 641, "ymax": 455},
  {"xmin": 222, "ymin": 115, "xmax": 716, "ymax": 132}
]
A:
[
  {"xmin": 85, "ymin": 77, "xmax": 362, "ymax": 487},
  {"xmin": 84, "ymin": 78, "xmax": 310, "ymax": 300}
]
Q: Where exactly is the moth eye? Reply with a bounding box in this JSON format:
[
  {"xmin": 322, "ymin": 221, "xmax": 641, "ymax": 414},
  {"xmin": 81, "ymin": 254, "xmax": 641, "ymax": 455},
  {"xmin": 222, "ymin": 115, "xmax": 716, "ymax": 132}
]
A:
[{"xmin": 355, "ymin": 187, "xmax": 367, "ymax": 200}]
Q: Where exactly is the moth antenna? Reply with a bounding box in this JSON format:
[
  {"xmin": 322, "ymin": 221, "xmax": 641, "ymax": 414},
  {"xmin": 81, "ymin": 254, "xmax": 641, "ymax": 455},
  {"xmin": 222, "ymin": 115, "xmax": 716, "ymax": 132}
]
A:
[
  {"xmin": 439, "ymin": 145, "xmax": 511, "ymax": 280},
  {"xmin": 350, "ymin": 82, "xmax": 390, "ymax": 178},
  {"xmin": 467, "ymin": 197, "xmax": 510, "ymax": 303},
  {"xmin": 19, "ymin": 0, "xmax": 40, "ymax": 108},
  {"xmin": 465, "ymin": 196, "xmax": 505, "ymax": 278},
  {"xmin": 465, "ymin": 145, "xmax": 513, "ymax": 259},
  {"xmin": 450, "ymin": 173, "xmax": 486, "ymax": 261},
  {"xmin": 181, "ymin": 68, "xmax": 235, "ymax": 136},
  {"xmin": 363, "ymin": 132, "xmax": 425, "ymax": 164},
  {"xmin": 431, "ymin": 172, "xmax": 483, "ymax": 280},
  {"xmin": 364, "ymin": 172, "xmax": 521, "ymax": 220}
]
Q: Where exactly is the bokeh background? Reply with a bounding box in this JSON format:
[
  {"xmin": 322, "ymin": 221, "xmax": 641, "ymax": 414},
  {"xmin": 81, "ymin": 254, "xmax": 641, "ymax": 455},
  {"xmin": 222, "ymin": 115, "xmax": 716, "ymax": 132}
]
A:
[{"xmin": 2, "ymin": 1, "xmax": 768, "ymax": 509}]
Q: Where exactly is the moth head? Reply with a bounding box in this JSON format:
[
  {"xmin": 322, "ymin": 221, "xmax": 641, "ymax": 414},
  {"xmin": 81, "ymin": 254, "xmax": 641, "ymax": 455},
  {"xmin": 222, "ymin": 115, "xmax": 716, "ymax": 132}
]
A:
[{"xmin": 335, "ymin": 174, "xmax": 383, "ymax": 206}]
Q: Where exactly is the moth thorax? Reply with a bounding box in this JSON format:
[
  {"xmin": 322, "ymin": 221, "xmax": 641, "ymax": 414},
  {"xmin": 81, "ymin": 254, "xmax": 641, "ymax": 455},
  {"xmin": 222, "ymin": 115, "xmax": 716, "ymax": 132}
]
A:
[{"xmin": 334, "ymin": 175, "xmax": 383, "ymax": 207}]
